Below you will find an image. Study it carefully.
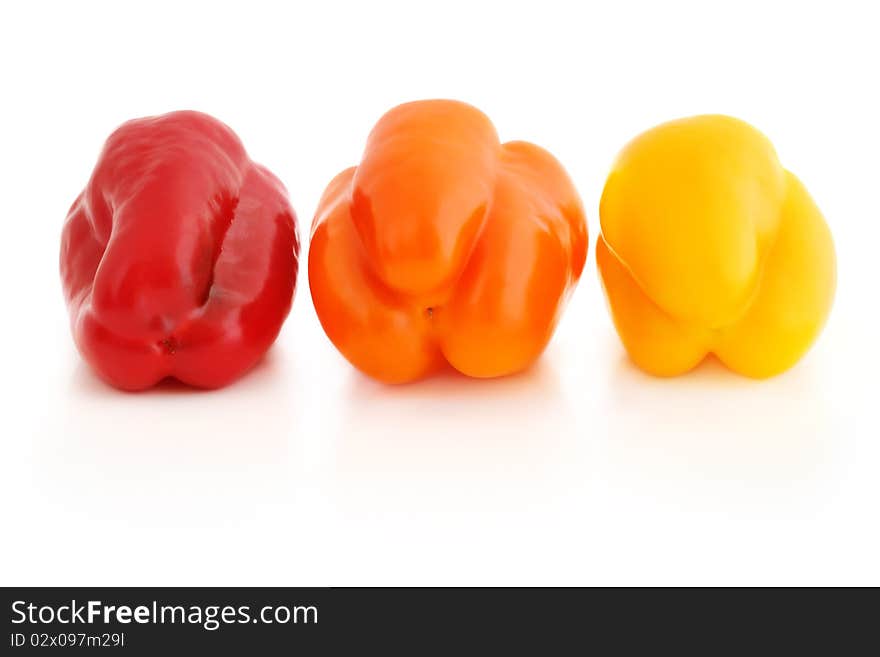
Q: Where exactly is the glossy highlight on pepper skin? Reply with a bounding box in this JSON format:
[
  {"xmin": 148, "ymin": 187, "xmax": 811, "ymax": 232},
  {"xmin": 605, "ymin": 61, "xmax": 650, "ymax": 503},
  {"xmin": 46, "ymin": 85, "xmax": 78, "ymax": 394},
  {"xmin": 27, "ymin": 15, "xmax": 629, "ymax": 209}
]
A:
[
  {"xmin": 598, "ymin": 114, "xmax": 836, "ymax": 378},
  {"xmin": 60, "ymin": 111, "xmax": 299, "ymax": 390},
  {"xmin": 309, "ymin": 100, "xmax": 588, "ymax": 383}
]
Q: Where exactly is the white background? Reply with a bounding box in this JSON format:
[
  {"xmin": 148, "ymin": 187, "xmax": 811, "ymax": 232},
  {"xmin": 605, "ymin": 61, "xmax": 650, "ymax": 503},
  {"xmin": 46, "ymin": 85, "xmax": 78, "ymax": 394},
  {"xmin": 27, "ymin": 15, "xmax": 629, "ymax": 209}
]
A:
[{"xmin": 1, "ymin": 0, "xmax": 878, "ymax": 586}]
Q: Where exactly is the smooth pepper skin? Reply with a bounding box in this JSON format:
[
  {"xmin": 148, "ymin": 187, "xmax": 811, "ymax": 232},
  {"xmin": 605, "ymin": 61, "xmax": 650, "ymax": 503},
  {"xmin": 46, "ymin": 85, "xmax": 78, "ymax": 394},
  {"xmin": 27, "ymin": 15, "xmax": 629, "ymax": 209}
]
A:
[
  {"xmin": 309, "ymin": 100, "xmax": 588, "ymax": 383},
  {"xmin": 598, "ymin": 115, "xmax": 836, "ymax": 378},
  {"xmin": 60, "ymin": 111, "xmax": 299, "ymax": 390}
]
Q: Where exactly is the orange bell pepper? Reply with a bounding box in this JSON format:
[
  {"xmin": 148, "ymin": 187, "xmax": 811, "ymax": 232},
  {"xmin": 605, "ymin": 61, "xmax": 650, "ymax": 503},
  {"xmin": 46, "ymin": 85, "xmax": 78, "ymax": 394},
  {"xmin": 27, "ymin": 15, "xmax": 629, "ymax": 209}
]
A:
[
  {"xmin": 309, "ymin": 100, "xmax": 588, "ymax": 383},
  {"xmin": 598, "ymin": 115, "xmax": 836, "ymax": 378}
]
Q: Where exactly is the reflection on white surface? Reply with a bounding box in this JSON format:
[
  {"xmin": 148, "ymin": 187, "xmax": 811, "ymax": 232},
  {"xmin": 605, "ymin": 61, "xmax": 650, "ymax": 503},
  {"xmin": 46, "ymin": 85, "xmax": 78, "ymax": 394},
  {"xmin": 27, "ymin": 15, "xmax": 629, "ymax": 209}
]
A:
[
  {"xmin": 330, "ymin": 359, "xmax": 585, "ymax": 514},
  {"xmin": 601, "ymin": 352, "xmax": 834, "ymax": 506},
  {"xmin": 33, "ymin": 350, "xmax": 297, "ymax": 530}
]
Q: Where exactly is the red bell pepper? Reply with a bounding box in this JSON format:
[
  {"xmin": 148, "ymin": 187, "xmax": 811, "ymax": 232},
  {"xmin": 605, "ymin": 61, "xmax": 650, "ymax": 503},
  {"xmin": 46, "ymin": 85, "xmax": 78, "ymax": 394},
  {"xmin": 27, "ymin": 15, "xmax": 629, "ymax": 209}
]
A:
[{"xmin": 60, "ymin": 111, "xmax": 299, "ymax": 390}]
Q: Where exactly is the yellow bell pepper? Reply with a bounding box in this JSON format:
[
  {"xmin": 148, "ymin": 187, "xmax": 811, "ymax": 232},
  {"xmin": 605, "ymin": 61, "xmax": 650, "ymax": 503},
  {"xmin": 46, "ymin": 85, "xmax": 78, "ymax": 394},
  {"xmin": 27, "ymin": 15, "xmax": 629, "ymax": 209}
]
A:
[{"xmin": 597, "ymin": 115, "xmax": 836, "ymax": 378}]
